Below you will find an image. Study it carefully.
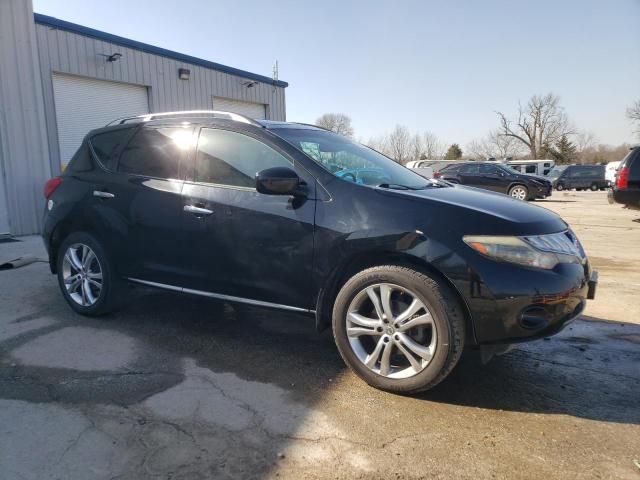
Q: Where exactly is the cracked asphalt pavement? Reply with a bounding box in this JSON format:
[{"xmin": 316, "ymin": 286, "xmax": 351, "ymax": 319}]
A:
[{"xmin": 1, "ymin": 191, "xmax": 639, "ymax": 479}]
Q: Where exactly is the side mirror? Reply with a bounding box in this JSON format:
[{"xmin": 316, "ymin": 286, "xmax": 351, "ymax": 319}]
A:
[{"xmin": 256, "ymin": 167, "xmax": 303, "ymax": 196}]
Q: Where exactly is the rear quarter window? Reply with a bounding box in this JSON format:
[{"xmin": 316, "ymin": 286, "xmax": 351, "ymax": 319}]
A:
[
  {"xmin": 622, "ymin": 149, "xmax": 640, "ymax": 177},
  {"xmin": 90, "ymin": 128, "xmax": 134, "ymax": 170},
  {"xmin": 65, "ymin": 141, "xmax": 93, "ymax": 173}
]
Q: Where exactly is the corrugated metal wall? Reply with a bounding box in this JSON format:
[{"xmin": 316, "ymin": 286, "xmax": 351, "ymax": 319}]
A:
[
  {"xmin": 34, "ymin": 22, "xmax": 287, "ymax": 176},
  {"xmin": 0, "ymin": 0, "xmax": 52, "ymax": 235}
]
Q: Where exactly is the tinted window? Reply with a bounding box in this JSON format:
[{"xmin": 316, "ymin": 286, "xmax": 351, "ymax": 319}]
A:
[
  {"xmin": 118, "ymin": 127, "xmax": 188, "ymax": 179},
  {"xmin": 525, "ymin": 165, "xmax": 536, "ymax": 173},
  {"xmin": 569, "ymin": 166, "xmax": 604, "ymax": 178},
  {"xmin": 565, "ymin": 167, "xmax": 580, "ymax": 178},
  {"xmin": 460, "ymin": 164, "xmax": 479, "ymax": 174},
  {"xmin": 479, "ymin": 164, "xmax": 500, "ymax": 175},
  {"xmin": 195, "ymin": 128, "xmax": 291, "ymax": 188},
  {"xmin": 66, "ymin": 141, "xmax": 93, "ymax": 172},
  {"xmin": 628, "ymin": 150, "xmax": 640, "ymax": 176},
  {"xmin": 274, "ymin": 128, "xmax": 430, "ymax": 188},
  {"xmin": 90, "ymin": 128, "xmax": 133, "ymax": 170},
  {"xmin": 440, "ymin": 164, "xmax": 462, "ymax": 173}
]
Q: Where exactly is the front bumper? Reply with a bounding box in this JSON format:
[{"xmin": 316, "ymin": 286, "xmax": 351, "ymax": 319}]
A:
[
  {"xmin": 452, "ymin": 253, "xmax": 596, "ymax": 345},
  {"xmin": 534, "ymin": 183, "xmax": 553, "ymax": 198}
]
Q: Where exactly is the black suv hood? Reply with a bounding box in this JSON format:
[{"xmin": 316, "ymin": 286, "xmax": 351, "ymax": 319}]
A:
[
  {"xmin": 518, "ymin": 173, "xmax": 551, "ymax": 184},
  {"xmin": 385, "ymin": 184, "xmax": 566, "ymax": 236}
]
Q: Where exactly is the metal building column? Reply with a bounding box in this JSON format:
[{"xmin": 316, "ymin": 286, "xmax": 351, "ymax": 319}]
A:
[{"xmin": 0, "ymin": 0, "xmax": 51, "ymax": 235}]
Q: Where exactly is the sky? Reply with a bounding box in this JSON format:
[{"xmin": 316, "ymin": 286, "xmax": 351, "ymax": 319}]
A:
[{"xmin": 34, "ymin": 0, "xmax": 640, "ymax": 147}]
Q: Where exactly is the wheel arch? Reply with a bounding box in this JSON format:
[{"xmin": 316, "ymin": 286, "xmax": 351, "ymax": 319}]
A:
[
  {"xmin": 47, "ymin": 217, "xmax": 107, "ymax": 274},
  {"xmin": 314, "ymin": 251, "xmax": 478, "ymax": 345},
  {"xmin": 508, "ymin": 181, "xmax": 528, "ymax": 192}
]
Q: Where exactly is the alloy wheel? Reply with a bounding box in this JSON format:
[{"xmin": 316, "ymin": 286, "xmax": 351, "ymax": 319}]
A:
[
  {"xmin": 510, "ymin": 186, "xmax": 527, "ymax": 200},
  {"xmin": 346, "ymin": 283, "xmax": 437, "ymax": 379},
  {"xmin": 62, "ymin": 243, "xmax": 103, "ymax": 306}
]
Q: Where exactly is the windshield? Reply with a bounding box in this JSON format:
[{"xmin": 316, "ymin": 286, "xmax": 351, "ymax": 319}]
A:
[
  {"xmin": 547, "ymin": 167, "xmax": 566, "ymax": 178},
  {"xmin": 272, "ymin": 128, "xmax": 431, "ymax": 189}
]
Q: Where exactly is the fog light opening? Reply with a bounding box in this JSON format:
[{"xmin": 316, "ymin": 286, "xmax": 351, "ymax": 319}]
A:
[{"xmin": 519, "ymin": 306, "xmax": 550, "ymax": 330}]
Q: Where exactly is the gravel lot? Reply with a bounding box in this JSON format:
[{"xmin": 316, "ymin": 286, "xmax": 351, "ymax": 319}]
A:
[{"xmin": 0, "ymin": 190, "xmax": 638, "ymax": 479}]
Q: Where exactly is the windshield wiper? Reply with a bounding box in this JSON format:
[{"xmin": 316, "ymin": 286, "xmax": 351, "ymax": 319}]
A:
[
  {"xmin": 378, "ymin": 183, "xmax": 411, "ymax": 190},
  {"xmin": 378, "ymin": 183, "xmax": 435, "ymax": 190}
]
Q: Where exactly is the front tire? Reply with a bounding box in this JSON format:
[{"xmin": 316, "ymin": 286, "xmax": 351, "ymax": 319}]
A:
[
  {"xmin": 508, "ymin": 184, "xmax": 528, "ymax": 201},
  {"xmin": 556, "ymin": 183, "xmax": 565, "ymax": 191},
  {"xmin": 57, "ymin": 232, "xmax": 122, "ymax": 316},
  {"xmin": 332, "ymin": 266, "xmax": 465, "ymax": 394},
  {"xmin": 590, "ymin": 183, "xmax": 598, "ymax": 191}
]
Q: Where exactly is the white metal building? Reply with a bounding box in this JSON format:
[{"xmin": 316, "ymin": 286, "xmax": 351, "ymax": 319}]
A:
[{"xmin": 0, "ymin": 0, "xmax": 288, "ymax": 236}]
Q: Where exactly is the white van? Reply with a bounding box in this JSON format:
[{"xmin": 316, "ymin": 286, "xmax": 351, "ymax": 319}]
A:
[
  {"xmin": 605, "ymin": 161, "xmax": 621, "ymax": 186},
  {"xmin": 507, "ymin": 159, "xmax": 555, "ymax": 176}
]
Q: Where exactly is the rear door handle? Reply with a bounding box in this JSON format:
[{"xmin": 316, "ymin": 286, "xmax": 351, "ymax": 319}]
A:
[
  {"xmin": 93, "ymin": 190, "xmax": 115, "ymax": 199},
  {"xmin": 184, "ymin": 205, "xmax": 213, "ymax": 216}
]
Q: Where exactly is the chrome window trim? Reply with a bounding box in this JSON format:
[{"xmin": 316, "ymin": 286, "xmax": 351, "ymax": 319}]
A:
[{"xmin": 127, "ymin": 277, "xmax": 314, "ymax": 313}]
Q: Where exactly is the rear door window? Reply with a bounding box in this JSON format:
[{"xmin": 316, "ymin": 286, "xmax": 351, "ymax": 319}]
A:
[
  {"xmin": 460, "ymin": 164, "xmax": 479, "ymax": 174},
  {"xmin": 479, "ymin": 164, "xmax": 500, "ymax": 175},
  {"xmin": 118, "ymin": 126, "xmax": 190, "ymax": 179}
]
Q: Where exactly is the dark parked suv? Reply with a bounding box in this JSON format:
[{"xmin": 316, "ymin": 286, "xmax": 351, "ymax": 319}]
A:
[
  {"xmin": 552, "ymin": 165, "xmax": 607, "ymax": 191},
  {"xmin": 435, "ymin": 162, "xmax": 552, "ymax": 200},
  {"xmin": 42, "ymin": 111, "xmax": 597, "ymax": 394},
  {"xmin": 609, "ymin": 146, "xmax": 640, "ymax": 209}
]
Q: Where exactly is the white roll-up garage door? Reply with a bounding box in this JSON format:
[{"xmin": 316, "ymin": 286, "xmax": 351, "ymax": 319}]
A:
[
  {"xmin": 52, "ymin": 74, "xmax": 150, "ymax": 168},
  {"xmin": 213, "ymin": 97, "xmax": 266, "ymax": 120}
]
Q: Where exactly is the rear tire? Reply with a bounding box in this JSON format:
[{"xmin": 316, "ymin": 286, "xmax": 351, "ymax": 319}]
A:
[
  {"xmin": 556, "ymin": 183, "xmax": 565, "ymax": 191},
  {"xmin": 56, "ymin": 232, "xmax": 123, "ymax": 316},
  {"xmin": 590, "ymin": 183, "xmax": 598, "ymax": 191},
  {"xmin": 332, "ymin": 265, "xmax": 465, "ymax": 394}
]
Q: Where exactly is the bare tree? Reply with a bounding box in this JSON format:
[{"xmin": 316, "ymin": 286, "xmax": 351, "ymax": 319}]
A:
[
  {"xmin": 465, "ymin": 139, "xmax": 493, "ymax": 160},
  {"xmin": 466, "ymin": 129, "xmax": 525, "ymax": 160},
  {"xmin": 366, "ymin": 134, "xmax": 390, "ymax": 156},
  {"xmin": 315, "ymin": 113, "xmax": 354, "ymax": 138},
  {"xmin": 410, "ymin": 133, "xmax": 423, "ymax": 161},
  {"xmin": 487, "ymin": 129, "xmax": 525, "ymax": 159},
  {"xmin": 496, "ymin": 93, "xmax": 572, "ymax": 159},
  {"xmin": 422, "ymin": 131, "xmax": 444, "ymax": 159},
  {"xmin": 387, "ymin": 125, "xmax": 412, "ymax": 164},
  {"xmin": 574, "ymin": 131, "xmax": 597, "ymax": 164},
  {"xmin": 627, "ymin": 100, "xmax": 640, "ymax": 137}
]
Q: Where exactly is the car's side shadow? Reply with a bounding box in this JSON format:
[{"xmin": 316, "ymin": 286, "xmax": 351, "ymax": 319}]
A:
[{"xmin": 116, "ymin": 290, "xmax": 640, "ymax": 426}]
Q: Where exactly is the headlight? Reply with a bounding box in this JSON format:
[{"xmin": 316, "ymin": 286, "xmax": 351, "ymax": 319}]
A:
[{"xmin": 463, "ymin": 233, "xmax": 583, "ymax": 270}]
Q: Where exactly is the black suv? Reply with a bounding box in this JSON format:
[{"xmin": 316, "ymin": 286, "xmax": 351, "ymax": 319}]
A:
[
  {"xmin": 609, "ymin": 146, "xmax": 640, "ymax": 209},
  {"xmin": 42, "ymin": 111, "xmax": 596, "ymax": 394},
  {"xmin": 435, "ymin": 162, "xmax": 552, "ymax": 200},
  {"xmin": 552, "ymin": 165, "xmax": 607, "ymax": 191}
]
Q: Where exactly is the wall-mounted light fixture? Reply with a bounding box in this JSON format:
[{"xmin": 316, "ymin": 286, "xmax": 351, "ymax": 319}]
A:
[
  {"xmin": 98, "ymin": 52, "xmax": 122, "ymax": 62},
  {"xmin": 242, "ymin": 80, "xmax": 258, "ymax": 88},
  {"xmin": 178, "ymin": 68, "xmax": 190, "ymax": 80}
]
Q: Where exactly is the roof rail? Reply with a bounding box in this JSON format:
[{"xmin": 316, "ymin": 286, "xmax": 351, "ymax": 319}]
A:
[{"xmin": 106, "ymin": 110, "xmax": 263, "ymax": 127}]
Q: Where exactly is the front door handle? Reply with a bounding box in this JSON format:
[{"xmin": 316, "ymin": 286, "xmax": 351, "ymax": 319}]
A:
[
  {"xmin": 93, "ymin": 190, "xmax": 115, "ymax": 199},
  {"xmin": 184, "ymin": 205, "xmax": 213, "ymax": 216}
]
